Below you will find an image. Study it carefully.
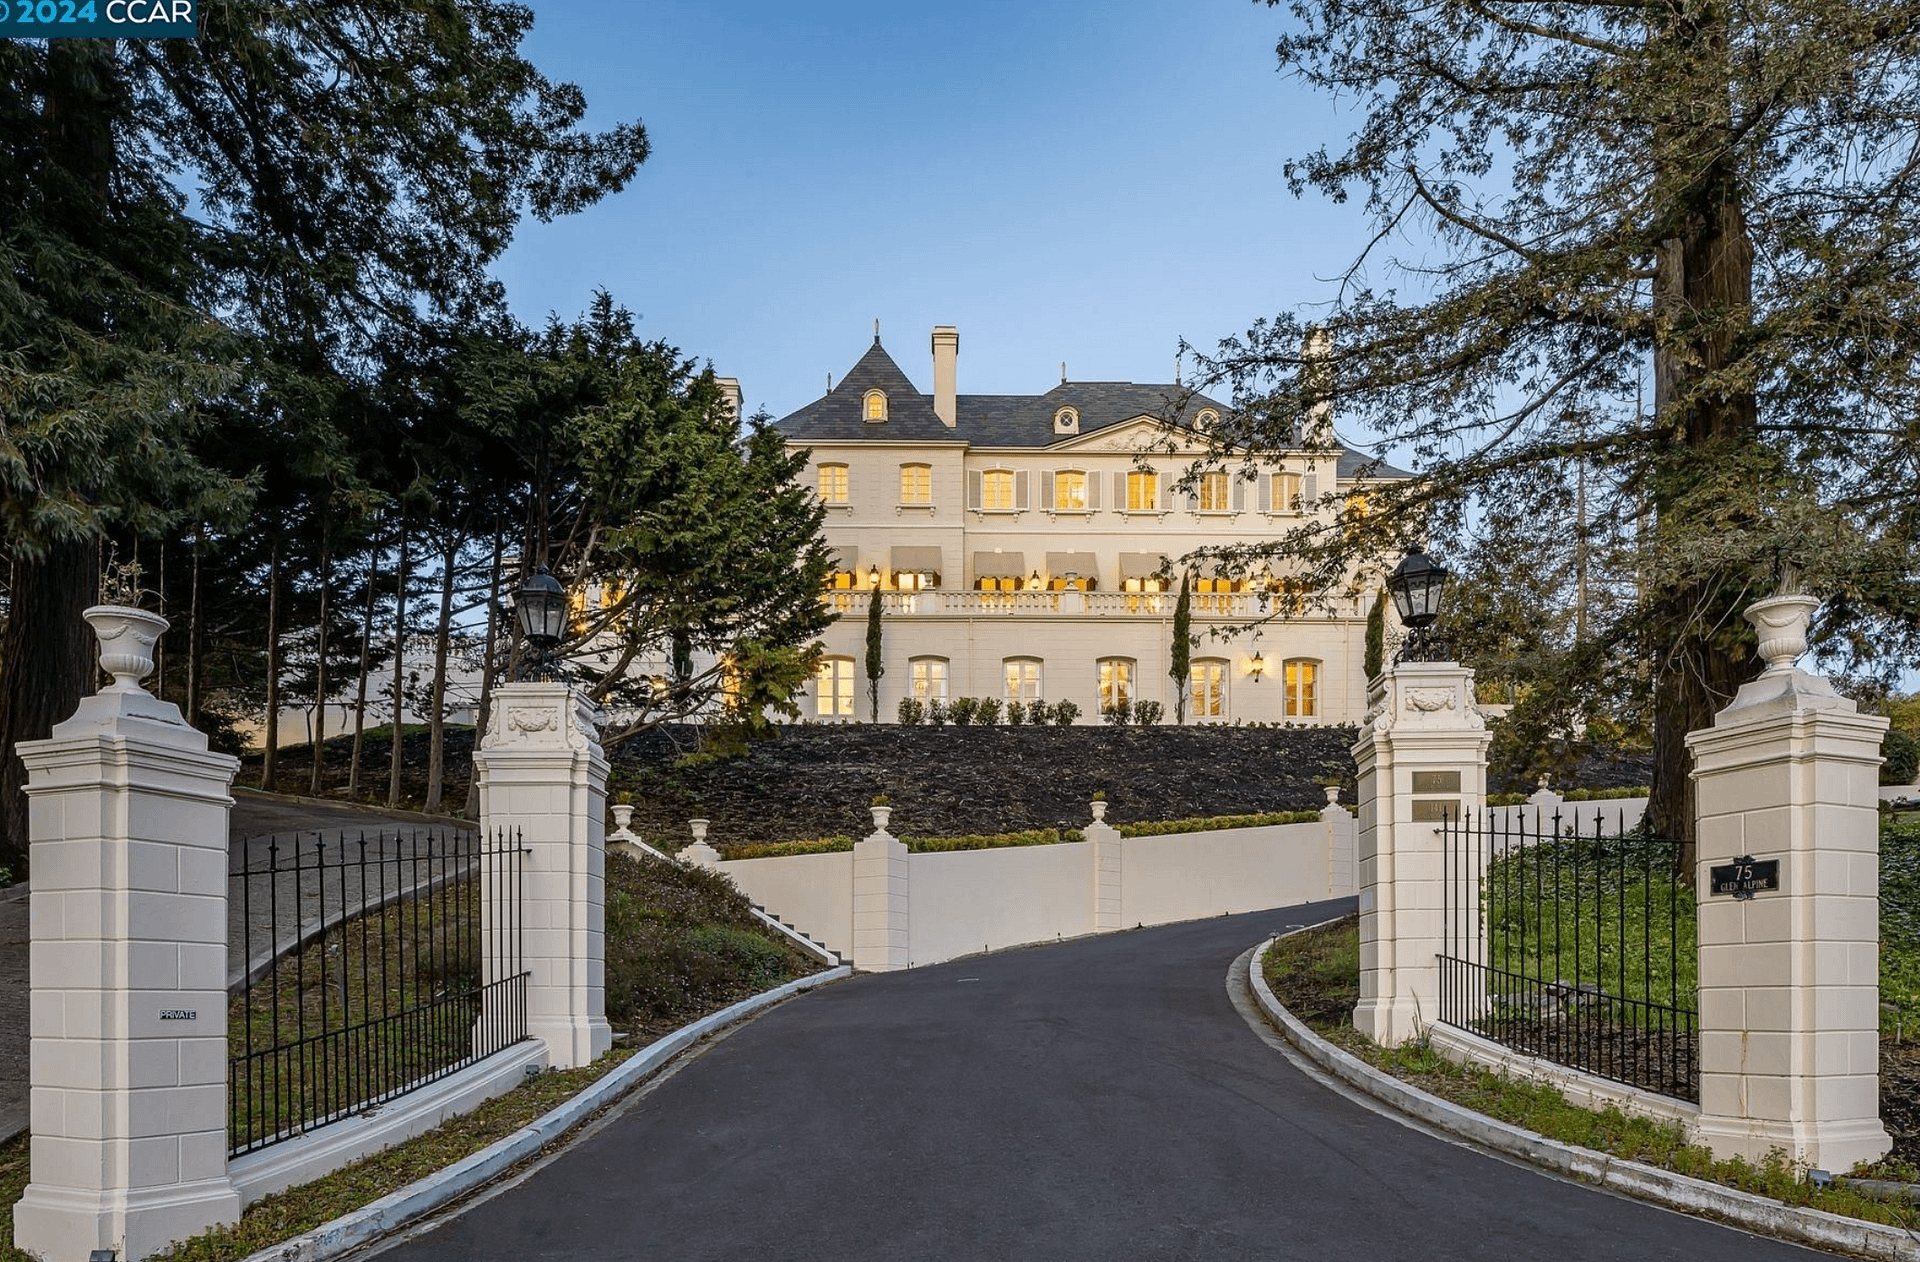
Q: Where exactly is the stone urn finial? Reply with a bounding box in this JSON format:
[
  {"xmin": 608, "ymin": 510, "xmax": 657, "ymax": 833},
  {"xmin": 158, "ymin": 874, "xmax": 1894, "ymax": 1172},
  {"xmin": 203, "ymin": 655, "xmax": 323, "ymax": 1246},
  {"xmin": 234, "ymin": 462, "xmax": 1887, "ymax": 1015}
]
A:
[
  {"xmin": 1323, "ymin": 784, "xmax": 1341, "ymax": 806},
  {"xmin": 1090, "ymin": 799, "xmax": 1108, "ymax": 822},
  {"xmin": 1745, "ymin": 592, "xmax": 1821, "ymax": 676},
  {"xmin": 610, "ymin": 804, "xmax": 635, "ymax": 835},
  {"xmin": 83, "ymin": 604, "xmax": 169, "ymax": 694},
  {"xmin": 869, "ymin": 805, "xmax": 893, "ymax": 833},
  {"xmin": 689, "ymin": 818, "xmax": 709, "ymax": 843}
]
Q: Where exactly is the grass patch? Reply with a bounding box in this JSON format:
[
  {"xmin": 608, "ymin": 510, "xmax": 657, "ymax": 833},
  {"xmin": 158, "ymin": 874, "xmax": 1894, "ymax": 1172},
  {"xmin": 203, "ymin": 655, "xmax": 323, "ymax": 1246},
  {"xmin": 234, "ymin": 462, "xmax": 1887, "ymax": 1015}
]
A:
[
  {"xmin": 1262, "ymin": 917, "xmax": 1920, "ymax": 1228},
  {"xmin": 1879, "ymin": 814, "xmax": 1920, "ymax": 1036}
]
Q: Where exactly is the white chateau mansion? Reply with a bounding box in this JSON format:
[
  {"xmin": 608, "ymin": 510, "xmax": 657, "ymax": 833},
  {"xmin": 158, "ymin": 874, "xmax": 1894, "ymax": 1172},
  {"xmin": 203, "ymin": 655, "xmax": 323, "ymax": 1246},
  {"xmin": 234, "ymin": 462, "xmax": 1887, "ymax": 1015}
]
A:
[{"xmin": 774, "ymin": 326, "xmax": 1410, "ymax": 725}]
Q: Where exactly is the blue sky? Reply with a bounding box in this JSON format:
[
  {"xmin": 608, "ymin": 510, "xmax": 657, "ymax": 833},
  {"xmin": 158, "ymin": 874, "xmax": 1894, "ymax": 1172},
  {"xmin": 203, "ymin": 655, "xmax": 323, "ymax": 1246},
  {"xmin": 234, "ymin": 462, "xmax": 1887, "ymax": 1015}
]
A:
[{"xmin": 491, "ymin": 0, "xmax": 1371, "ymax": 424}]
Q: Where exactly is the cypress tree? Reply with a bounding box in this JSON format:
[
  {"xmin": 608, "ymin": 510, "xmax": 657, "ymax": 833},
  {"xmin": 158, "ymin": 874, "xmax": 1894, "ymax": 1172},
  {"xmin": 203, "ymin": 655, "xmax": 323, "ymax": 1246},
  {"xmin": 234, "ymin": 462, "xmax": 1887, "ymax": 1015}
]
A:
[
  {"xmin": 865, "ymin": 583, "xmax": 885, "ymax": 722},
  {"xmin": 1170, "ymin": 572, "xmax": 1192, "ymax": 725}
]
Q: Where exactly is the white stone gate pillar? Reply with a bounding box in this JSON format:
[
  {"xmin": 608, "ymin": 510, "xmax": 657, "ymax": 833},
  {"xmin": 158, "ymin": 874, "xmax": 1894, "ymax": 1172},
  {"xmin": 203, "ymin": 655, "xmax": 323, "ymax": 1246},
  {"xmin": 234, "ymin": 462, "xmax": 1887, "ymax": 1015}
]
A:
[
  {"xmin": 1686, "ymin": 594, "xmax": 1891, "ymax": 1170},
  {"xmin": 474, "ymin": 682, "xmax": 611, "ymax": 1070},
  {"xmin": 1352, "ymin": 662, "xmax": 1490, "ymax": 1046},
  {"xmin": 1088, "ymin": 800, "xmax": 1123, "ymax": 933},
  {"xmin": 851, "ymin": 805, "xmax": 909, "ymax": 972},
  {"xmin": 13, "ymin": 606, "xmax": 241, "ymax": 1262}
]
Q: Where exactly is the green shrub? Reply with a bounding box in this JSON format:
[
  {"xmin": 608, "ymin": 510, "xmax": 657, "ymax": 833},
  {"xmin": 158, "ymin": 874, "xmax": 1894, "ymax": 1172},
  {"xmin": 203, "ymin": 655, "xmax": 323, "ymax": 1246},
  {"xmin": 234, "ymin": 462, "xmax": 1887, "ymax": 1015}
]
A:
[
  {"xmin": 975, "ymin": 697, "xmax": 1003, "ymax": 725},
  {"xmin": 1117, "ymin": 810, "xmax": 1323, "ymax": 837},
  {"xmin": 927, "ymin": 699, "xmax": 948, "ymax": 726},
  {"xmin": 1053, "ymin": 699, "xmax": 1081, "ymax": 725},
  {"xmin": 1884, "ymin": 728, "xmax": 1919, "ymax": 786},
  {"xmin": 898, "ymin": 697, "xmax": 926, "ymax": 725},
  {"xmin": 1006, "ymin": 700, "xmax": 1027, "ymax": 726},
  {"xmin": 1134, "ymin": 699, "xmax": 1164, "ymax": 726},
  {"xmin": 723, "ymin": 835, "xmax": 856, "ymax": 860},
  {"xmin": 949, "ymin": 697, "xmax": 978, "ymax": 726},
  {"xmin": 1027, "ymin": 699, "xmax": 1053, "ymax": 725},
  {"xmin": 1487, "ymin": 792, "xmax": 1529, "ymax": 806},
  {"xmin": 1101, "ymin": 698, "xmax": 1132, "ymax": 726},
  {"xmin": 1563, "ymin": 786, "xmax": 1650, "ymax": 801},
  {"xmin": 903, "ymin": 827, "xmax": 1082, "ymax": 853}
]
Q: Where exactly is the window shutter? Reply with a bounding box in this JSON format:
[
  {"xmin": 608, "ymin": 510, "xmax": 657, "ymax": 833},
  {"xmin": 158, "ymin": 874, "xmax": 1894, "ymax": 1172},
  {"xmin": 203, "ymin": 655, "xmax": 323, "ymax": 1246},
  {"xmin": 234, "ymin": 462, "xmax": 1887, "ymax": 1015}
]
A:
[
  {"xmin": 1186, "ymin": 490, "xmax": 1199, "ymax": 512},
  {"xmin": 1161, "ymin": 480, "xmax": 1172, "ymax": 511},
  {"xmin": 1086, "ymin": 473, "xmax": 1101, "ymax": 510},
  {"xmin": 1041, "ymin": 470, "xmax": 1055, "ymax": 510},
  {"xmin": 1015, "ymin": 470, "xmax": 1029, "ymax": 510},
  {"xmin": 1302, "ymin": 472, "xmax": 1319, "ymax": 505},
  {"xmin": 1258, "ymin": 476, "xmax": 1272, "ymax": 513},
  {"xmin": 1114, "ymin": 471, "xmax": 1128, "ymax": 509},
  {"xmin": 1232, "ymin": 478, "xmax": 1246, "ymax": 512},
  {"xmin": 968, "ymin": 470, "xmax": 982, "ymax": 510}
]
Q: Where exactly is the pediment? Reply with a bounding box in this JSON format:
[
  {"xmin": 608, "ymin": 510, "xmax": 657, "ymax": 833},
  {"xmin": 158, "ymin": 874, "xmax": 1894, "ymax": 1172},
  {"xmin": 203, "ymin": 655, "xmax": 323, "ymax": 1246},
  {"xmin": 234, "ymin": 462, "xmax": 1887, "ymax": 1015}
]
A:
[{"xmin": 1044, "ymin": 417, "xmax": 1199, "ymax": 455}]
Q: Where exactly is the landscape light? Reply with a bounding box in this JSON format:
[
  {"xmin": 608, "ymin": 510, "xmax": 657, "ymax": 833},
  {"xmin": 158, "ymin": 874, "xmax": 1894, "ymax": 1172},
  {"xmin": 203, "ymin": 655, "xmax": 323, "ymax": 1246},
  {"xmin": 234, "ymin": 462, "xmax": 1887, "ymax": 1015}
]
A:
[{"xmin": 1387, "ymin": 549, "xmax": 1452, "ymax": 662}]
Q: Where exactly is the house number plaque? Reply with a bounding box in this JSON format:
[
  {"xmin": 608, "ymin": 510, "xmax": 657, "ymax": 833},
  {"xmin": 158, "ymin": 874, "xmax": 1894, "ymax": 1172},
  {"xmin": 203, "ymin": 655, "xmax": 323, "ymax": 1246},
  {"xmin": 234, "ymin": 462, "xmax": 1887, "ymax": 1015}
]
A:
[{"xmin": 1709, "ymin": 856, "xmax": 1780, "ymax": 899}]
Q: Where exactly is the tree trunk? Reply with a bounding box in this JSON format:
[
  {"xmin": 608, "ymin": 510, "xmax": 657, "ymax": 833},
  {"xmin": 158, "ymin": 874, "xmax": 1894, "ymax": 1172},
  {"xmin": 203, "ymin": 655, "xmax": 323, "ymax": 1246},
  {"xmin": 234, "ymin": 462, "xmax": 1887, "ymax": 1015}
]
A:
[
  {"xmin": 1645, "ymin": 33, "xmax": 1761, "ymax": 870},
  {"xmin": 186, "ymin": 533, "xmax": 204, "ymax": 729},
  {"xmin": 0, "ymin": 538, "xmax": 103, "ymax": 878},
  {"xmin": 387, "ymin": 514, "xmax": 411, "ymax": 807},
  {"xmin": 347, "ymin": 530, "xmax": 380, "ymax": 799},
  {"xmin": 261, "ymin": 541, "xmax": 282, "ymax": 790},
  {"xmin": 308, "ymin": 517, "xmax": 332, "ymax": 796},
  {"xmin": 463, "ymin": 527, "xmax": 505, "ymax": 819},
  {"xmin": 424, "ymin": 538, "xmax": 457, "ymax": 813}
]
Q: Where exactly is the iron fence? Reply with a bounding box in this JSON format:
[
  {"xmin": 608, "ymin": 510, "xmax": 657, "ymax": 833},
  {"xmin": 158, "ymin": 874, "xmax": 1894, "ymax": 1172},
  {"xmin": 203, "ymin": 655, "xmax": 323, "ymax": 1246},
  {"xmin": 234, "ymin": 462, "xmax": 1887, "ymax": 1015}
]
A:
[
  {"xmin": 228, "ymin": 827, "xmax": 528, "ymax": 1156},
  {"xmin": 1437, "ymin": 808, "xmax": 1698, "ymax": 1101}
]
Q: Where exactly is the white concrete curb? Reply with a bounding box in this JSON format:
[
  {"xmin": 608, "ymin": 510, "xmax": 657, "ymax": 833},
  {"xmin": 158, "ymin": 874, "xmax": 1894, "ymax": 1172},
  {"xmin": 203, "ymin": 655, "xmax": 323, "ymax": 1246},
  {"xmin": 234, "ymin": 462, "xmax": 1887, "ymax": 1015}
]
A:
[
  {"xmin": 239, "ymin": 964, "xmax": 852, "ymax": 1262},
  {"xmin": 1248, "ymin": 934, "xmax": 1920, "ymax": 1261}
]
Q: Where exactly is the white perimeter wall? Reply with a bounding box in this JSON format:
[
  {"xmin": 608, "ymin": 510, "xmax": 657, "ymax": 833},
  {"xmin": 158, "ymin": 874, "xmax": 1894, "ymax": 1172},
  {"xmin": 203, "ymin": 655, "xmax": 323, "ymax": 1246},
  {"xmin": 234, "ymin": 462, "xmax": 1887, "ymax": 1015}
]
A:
[
  {"xmin": 1487, "ymin": 795, "xmax": 1648, "ymax": 840},
  {"xmin": 716, "ymin": 816, "xmax": 1349, "ymax": 969}
]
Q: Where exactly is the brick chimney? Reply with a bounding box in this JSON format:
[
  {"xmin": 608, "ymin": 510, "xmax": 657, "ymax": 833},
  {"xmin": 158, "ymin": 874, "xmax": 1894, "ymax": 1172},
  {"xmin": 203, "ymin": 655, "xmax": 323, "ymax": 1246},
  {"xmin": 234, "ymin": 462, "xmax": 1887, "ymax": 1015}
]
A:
[{"xmin": 931, "ymin": 326, "xmax": 958, "ymax": 428}]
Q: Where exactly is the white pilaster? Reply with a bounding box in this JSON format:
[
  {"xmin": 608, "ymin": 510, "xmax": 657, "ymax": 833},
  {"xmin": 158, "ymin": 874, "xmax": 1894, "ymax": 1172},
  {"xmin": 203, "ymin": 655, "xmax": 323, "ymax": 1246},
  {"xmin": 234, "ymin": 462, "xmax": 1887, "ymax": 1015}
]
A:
[
  {"xmin": 1322, "ymin": 788, "xmax": 1357, "ymax": 898},
  {"xmin": 1686, "ymin": 595, "xmax": 1890, "ymax": 1170},
  {"xmin": 1087, "ymin": 803, "xmax": 1122, "ymax": 931},
  {"xmin": 851, "ymin": 808, "xmax": 909, "ymax": 971},
  {"xmin": 473, "ymin": 682, "xmax": 611, "ymax": 1070},
  {"xmin": 1352, "ymin": 662, "xmax": 1489, "ymax": 1046},
  {"xmin": 14, "ymin": 608, "xmax": 242, "ymax": 1262}
]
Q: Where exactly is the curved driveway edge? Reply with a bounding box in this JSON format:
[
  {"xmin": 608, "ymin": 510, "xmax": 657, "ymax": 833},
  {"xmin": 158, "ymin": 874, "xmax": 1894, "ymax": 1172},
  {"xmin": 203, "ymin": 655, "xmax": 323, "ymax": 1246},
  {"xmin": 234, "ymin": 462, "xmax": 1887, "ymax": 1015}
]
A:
[
  {"xmin": 239, "ymin": 965, "xmax": 851, "ymax": 1262},
  {"xmin": 1246, "ymin": 935, "xmax": 1920, "ymax": 1262}
]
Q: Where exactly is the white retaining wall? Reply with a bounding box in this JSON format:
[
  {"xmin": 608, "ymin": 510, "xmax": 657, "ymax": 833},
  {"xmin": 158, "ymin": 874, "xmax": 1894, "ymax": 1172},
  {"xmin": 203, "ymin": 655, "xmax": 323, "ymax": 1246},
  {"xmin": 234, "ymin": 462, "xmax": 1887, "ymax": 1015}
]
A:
[
  {"xmin": 715, "ymin": 812, "xmax": 1355, "ymax": 970},
  {"xmin": 1487, "ymin": 794, "xmax": 1647, "ymax": 839}
]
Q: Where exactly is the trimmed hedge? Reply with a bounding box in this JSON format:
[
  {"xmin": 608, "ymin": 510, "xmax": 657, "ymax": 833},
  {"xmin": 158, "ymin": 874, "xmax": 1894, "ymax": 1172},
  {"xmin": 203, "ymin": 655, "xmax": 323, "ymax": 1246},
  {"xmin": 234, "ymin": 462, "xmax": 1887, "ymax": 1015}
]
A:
[
  {"xmin": 1116, "ymin": 810, "xmax": 1323, "ymax": 837},
  {"xmin": 1489, "ymin": 786, "xmax": 1651, "ymax": 806}
]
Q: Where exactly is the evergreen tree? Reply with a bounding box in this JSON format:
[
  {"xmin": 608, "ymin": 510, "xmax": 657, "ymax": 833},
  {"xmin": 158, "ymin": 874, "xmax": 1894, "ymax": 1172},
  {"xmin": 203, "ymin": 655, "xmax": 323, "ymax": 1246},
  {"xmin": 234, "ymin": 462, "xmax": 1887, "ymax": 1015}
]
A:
[
  {"xmin": 1198, "ymin": 0, "xmax": 1920, "ymax": 856},
  {"xmin": 1364, "ymin": 590, "xmax": 1386, "ymax": 683},
  {"xmin": 866, "ymin": 583, "xmax": 885, "ymax": 723},
  {"xmin": 0, "ymin": 9, "xmax": 648, "ymax": 874},
  {"xmin": 1170, "ymin": 572, "xmax": 1192, "ymax": 724}
]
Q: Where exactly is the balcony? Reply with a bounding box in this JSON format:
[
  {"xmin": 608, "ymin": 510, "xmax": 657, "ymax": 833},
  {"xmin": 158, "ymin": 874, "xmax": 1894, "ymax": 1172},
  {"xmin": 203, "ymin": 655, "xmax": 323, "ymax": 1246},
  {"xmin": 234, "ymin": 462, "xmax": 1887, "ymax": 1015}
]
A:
[{"xmin": 822, "ymin": 590, "xmax": 1275, "ymax": 618}]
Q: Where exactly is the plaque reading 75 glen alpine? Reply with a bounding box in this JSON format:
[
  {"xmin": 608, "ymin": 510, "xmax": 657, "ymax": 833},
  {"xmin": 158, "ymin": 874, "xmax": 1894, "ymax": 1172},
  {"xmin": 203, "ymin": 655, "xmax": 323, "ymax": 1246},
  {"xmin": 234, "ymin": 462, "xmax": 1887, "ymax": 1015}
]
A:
[{"xmin": 1709, "ymin": 856, "xmax": 1780, "ymax": 899}]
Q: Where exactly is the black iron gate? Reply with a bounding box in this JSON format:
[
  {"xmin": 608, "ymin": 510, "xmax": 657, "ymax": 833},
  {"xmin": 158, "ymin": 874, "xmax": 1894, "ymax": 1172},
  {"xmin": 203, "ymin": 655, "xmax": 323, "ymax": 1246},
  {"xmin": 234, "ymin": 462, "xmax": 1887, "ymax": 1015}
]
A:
[
  {"xmin": 1437, "ymin": 807, "xmax": 1698, "ymax": 1101},
  {"xmin": 228, "ymin": 826, "xmax": 529, "ymax": 1156}
]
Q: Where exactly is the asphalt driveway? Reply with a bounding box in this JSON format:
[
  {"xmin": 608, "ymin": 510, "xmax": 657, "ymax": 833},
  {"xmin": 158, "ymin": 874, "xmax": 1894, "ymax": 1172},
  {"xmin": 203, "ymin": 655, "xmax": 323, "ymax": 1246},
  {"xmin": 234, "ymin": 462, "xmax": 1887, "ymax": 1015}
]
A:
[{"xmin": 368, "ymin": 900, "xmax": 1824, "ymax": 1262}]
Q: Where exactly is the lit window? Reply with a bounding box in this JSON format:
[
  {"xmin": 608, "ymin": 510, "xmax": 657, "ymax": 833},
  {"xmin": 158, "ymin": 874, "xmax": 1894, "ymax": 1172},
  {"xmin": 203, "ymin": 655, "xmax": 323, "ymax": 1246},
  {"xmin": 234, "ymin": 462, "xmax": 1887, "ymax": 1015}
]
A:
[
  {"xmin": 900, "ymin": 463, "xmax": 932, "ymax": 505},
  {"xmin": 1127, "ymin": 470, "xmax": 1158, "ymax": 511},
  {"xmin": 1098, "ymin": 657, "xmax": 1134, "ymax": 713},
  {"xmin": 864, "ymin": 390, "xmax": 887, "ymax": 422},
  {"xmin": 1054, "ymin": 470, "xmax": 1088, "ymax": 511},
  {"xmin": 1198, "ymin": 471, "xmax": 1230, "ymax": 512},
  {"xmin": 815, "ymin": 657, "xmax": 855, "ymax": 717},
  {"xmin": 1004, "ymin": 658, "xmax": 1042, "ymax": 704},
  {"xmin": 982, "ymin": 469, "xmax": 1014, "ymax": 510},
  {"xmin": 1284, "ymin": 659, "xmax": 1319, "ymax": 717},
  {"xmin": 911, "ymin": 657, "xmax": 949, "ymax": 702},
  {"xmin": 818, "ymin": 463, "xmax": 848, "ymax": 504},
  {"xmin": 1190, "ymin": 660, "xmax": 1227, "ymax": 719},
  {"xmin": 1344, "ymin": 492, "xmax": 1370, "ymax": 538},
  {"xmin": 1272, "ymin": 472, "xmax": 1303, "ymax": 512}
]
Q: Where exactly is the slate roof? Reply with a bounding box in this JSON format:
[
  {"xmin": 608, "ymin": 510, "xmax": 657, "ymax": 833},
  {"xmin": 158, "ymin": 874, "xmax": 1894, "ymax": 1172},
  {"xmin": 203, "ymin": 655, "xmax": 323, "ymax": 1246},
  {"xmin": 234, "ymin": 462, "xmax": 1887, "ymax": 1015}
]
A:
[{"xmin": 774, "ymin": 336, "xmax": 1411, "ymax": 479}]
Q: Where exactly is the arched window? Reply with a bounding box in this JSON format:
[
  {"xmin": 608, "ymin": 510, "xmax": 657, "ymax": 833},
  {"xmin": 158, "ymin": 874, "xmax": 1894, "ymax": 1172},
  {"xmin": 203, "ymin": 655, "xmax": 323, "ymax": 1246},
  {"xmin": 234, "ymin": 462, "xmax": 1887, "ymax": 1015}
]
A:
[
  {"xmin": 910, "ymin": 656, "xmax": 949, "ymax": 702},
  {"xmin": 1054, "ymin": 406, "xmax": 1079, "ymax": 434},
  {"xmin": 1052, "ymin": 469, "xmax": 1089, "ymax": 512},
  {"xmin": 1283, "ymin": 658, "xmax": 1320, "ymax": 718},
  {"xmin": 864, "ymin": 390, "xmax": 888, "ymax": 423},
  {"xmin": 1190, "ymin": 659, "xmax": 1228, "ymax": 720},
  {"xmin": 1197, "ymin": 470, "xmax": 1230, "ymax": 512},
  {"xmin": 1098, "ymin": 657, "xmax": 1134, "ymax": 714},
  {"xmin": 899, "ymin": 462, "xmax": 932, "ymax": 505},
  {"xmin": 817, "ymin": 463, "xmax": 849, "ymax": 504},
  {"xmin": 1004, "ymin": 657, "xmax": 1043, "ymax": 704},
  {"xmin": 815, "ymin": 656, "xmax": 856, "ymax": 717},
  {"xmin": 982, "ymin": 469, "xmax": 1014, "ymax": 510}
]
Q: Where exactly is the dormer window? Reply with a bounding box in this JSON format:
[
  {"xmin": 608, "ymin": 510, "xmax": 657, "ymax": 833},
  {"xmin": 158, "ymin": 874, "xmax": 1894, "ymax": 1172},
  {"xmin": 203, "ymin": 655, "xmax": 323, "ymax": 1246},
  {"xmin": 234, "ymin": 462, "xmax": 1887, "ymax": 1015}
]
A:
[
  {"xmin": 1195, "ymin": 408, "xmax": 1219, "ymax": 431},
  {"xmin": 864, "ymin": 390, "xmax": 888, "ymax": 423},
  {"xmin": 1053, "ymin": 406, "xmax": 1079, "ymax": 435}
]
